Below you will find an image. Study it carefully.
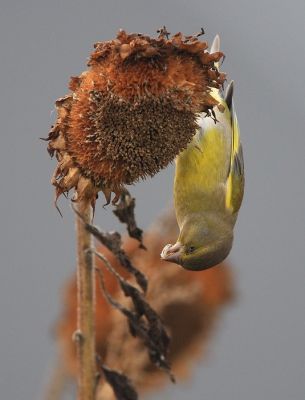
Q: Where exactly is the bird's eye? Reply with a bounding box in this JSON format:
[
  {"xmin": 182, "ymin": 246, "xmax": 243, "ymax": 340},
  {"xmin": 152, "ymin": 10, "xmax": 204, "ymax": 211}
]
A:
[{"xmin": 187, "ymin": 246, "xmax": 196, "ymax": 254}]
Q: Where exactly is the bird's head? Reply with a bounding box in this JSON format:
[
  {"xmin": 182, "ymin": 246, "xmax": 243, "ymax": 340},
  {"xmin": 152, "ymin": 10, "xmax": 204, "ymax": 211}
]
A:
[{"xmin": 161, "ymin": 215, "xmax": 233, "ymax": 271}]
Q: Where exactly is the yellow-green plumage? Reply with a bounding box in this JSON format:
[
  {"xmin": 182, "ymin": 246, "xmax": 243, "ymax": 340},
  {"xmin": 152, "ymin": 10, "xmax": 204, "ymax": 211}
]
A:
[{"xmin": 161, "ymin": 35, "xmax": 244, "ymax": 271}]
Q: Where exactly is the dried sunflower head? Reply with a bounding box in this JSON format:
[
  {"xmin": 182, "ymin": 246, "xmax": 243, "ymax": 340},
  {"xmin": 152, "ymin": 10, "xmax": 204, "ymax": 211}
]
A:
[{"xmin": 43, "ymin": 27, "xmax": 226, "ymax": 213}]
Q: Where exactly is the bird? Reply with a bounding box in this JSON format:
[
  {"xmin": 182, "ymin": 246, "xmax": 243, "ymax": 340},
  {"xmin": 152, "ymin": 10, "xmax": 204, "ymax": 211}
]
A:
[{"xmin": 161, "ymin": 35, "xmax": 244, "ymax": 271}]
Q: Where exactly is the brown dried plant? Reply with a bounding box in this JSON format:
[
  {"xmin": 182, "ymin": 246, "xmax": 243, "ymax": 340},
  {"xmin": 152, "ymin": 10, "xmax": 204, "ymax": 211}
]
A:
[
  {"xmin": 42, "ymin": 27, "xmax": 229, "ymax": 400},
  {"xmin": 42, "ymin": 28, "xmax": 226, "ymax": 214},
  {"xmin": 51, "ymin": 203, "xmax": 235, "ymax": 399}
]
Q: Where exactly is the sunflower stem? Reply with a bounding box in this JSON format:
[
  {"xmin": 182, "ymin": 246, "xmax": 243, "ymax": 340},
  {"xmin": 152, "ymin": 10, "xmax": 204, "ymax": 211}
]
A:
[{"xmin": 75, "ymin": 202, "xmax": 95, "ymax": 400}]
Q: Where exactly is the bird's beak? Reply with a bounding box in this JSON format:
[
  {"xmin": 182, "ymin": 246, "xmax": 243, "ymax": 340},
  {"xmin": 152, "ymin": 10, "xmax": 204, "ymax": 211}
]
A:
[{"xmin": 161, "ymin": 242, "xmax": 182, "ymax": 264}]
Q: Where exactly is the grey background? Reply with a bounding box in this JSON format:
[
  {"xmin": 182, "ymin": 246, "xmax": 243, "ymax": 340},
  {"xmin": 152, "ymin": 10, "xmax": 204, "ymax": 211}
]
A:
[{"xmin": 1, "ymin": 1, "xmax": 305, "ymax": 399}]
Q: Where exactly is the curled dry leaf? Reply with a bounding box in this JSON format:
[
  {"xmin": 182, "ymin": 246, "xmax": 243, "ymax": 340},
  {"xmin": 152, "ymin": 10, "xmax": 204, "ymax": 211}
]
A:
[
  {"xmin": 42, "ymin": 28, "xmax": 226, "ymax": 214},
  {"xmin": 96, "ymin": 354, "xmax": 138, "ymax": 400},
  {"xmin": 93, "ymin": 256, "xmax": 174, "ymax": 383},
  {"xmin": 73, "ymin": 204, "xmax": 148, "ymax": 293},
  {"xmin": 113, "ymin": 188, "xmax": 146, "ymax": 249}
]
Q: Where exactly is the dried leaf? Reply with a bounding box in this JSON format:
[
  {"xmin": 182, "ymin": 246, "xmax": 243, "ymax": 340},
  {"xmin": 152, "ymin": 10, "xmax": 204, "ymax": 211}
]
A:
[
  {"xmin": 96, "ymin": 354, "xmax": 138, "ymax": 400},
  {"xmin": 94, "ymin": 266, "xmax": 175, "ymax": 382},
  {"xmin": 113, "ymin": 188, "xmax": 146, "ymax": 249},
  {"xmin": 72, "ymin": 204, "xmax": 148, "ymax": 293}
]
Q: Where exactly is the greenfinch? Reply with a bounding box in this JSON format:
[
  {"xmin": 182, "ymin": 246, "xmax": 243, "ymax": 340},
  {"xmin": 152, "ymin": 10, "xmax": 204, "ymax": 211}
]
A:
[{"xmin": 161, "ymin": 35, "xmax": 244, "ymax": 271}]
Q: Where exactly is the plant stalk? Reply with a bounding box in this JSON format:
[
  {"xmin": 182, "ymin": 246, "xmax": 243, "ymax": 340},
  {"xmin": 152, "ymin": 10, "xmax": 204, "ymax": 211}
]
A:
[{"xmin": 76, "ymin": 203, "xmax": 95, "ymax": 400}]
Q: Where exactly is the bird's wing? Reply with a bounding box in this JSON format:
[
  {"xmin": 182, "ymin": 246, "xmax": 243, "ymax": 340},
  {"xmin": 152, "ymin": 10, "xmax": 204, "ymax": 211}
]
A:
[
  {"xmin": 224, "ymin": 81, "xmax": 244, "ymax": 215},
  {"xmin": 211, "ymin": 35, "xmax": 244, "ymax": 215}
]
